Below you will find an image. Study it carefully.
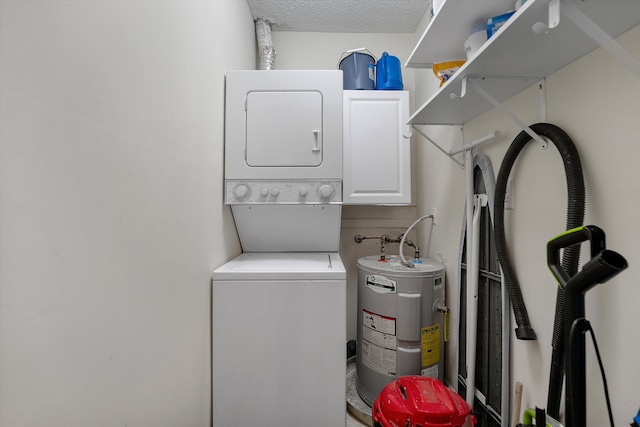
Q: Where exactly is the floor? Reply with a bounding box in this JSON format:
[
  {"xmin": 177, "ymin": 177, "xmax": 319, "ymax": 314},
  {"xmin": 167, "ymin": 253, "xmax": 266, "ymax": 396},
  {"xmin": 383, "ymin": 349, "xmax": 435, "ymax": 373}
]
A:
[
  {"xmin": 346, "ymin": 358, "xmax": 373, "ymax": 427},
  {"xmin": 347, "ymin": 411, "xmax": 369, "ymax": 426}
]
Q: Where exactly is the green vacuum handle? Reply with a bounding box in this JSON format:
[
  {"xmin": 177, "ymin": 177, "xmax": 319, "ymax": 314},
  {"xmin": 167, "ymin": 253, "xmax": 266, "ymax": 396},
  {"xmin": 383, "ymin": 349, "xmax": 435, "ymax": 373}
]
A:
[
  {"xmin": 522, "ymin": 408, "xmax": 564, "ymax": 427},
  {"xmin": 547, "ymin": 225, "xmax": 606, "ymax": 288}
]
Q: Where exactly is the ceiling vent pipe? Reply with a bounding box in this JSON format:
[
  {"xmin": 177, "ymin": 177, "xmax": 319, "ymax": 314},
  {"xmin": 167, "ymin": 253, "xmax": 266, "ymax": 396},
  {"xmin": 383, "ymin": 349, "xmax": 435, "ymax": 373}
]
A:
[{"xmin": 256, "ymin": 18, "xmax": 276, "ymax": 70}]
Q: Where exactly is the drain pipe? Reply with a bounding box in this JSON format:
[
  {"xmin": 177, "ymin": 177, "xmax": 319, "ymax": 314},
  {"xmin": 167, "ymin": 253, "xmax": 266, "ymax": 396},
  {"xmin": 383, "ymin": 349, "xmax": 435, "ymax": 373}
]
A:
[{"xmin": 255, "ymin": 18, "xmax": 276, "ymax": 70}]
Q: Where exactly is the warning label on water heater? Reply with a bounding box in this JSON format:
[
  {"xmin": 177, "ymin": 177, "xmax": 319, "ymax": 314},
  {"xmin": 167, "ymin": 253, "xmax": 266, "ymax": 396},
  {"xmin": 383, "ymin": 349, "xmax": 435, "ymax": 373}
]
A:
[
  {"xmin": 421, "ymin": 324, "xmax": 440, "ymax": 367},
  {"xmin": 362, "ymin": 309, "xmax": 396, "ymax": 335},
  {"xmin": 361, "ymin": 309, "xmax": 397, "ymax": 376},
  {"xmin": 362, "ymin": 322, "xmax": 396, "ymax": 349}
]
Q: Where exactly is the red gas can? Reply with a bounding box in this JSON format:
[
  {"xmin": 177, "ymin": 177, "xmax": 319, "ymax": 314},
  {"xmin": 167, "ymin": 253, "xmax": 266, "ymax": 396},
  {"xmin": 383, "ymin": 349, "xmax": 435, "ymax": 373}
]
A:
[{"xmin": 372, "ymin": 376, "xmax": 476, "ymax": 427}]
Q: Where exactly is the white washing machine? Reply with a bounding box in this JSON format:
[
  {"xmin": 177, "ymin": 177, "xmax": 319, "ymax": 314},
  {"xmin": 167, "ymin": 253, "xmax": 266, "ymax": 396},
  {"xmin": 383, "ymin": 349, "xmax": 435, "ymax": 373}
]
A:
[{"xmin": 212, "ymin": 252, "xmax": 346, "ymax": 426}]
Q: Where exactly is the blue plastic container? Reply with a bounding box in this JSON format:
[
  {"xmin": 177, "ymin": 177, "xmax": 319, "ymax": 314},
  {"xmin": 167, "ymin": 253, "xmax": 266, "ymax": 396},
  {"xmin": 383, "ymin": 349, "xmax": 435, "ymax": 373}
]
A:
[
  {"xmin": 339, "ymin": 49, "xmax": 375, "ymax": 90},
  {"xmin": 376, "ymin": 52, "xmax": 403, "ymax": 90},
  {"xmin": 486, "ymin": 11, "xmax": 516, "ymax": 38}
]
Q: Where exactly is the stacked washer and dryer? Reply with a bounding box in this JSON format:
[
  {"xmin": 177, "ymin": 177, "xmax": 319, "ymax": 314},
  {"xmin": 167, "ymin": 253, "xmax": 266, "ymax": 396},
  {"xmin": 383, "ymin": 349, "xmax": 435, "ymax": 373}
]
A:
[{"xmin": 212, "ymin": 70, "xmax": 347, "ymax": 426}]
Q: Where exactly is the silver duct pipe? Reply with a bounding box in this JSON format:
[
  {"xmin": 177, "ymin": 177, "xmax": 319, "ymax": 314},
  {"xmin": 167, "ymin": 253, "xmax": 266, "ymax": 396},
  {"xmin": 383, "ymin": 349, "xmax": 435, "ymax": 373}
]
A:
[{"xmin": 255, "ymin": 18, "xmax": 276, "ymax": 70}]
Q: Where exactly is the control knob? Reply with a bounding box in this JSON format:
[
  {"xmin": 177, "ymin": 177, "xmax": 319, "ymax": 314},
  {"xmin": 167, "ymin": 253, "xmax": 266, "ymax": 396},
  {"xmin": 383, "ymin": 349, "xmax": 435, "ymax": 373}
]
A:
[
  {"xmin": 317, "ymin": 184, "xmax": 335, "ymax": 201},
  {"xmin": 233, "ymin": 183, "xmax": 251, "ymax": 201}
]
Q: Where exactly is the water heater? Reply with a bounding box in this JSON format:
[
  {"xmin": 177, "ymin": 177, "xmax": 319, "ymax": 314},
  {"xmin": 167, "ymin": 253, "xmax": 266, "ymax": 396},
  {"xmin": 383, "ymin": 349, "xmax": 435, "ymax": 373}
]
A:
[{"xmin": 356, "ymin": 255, "xmax": 446, "ymax": 406}]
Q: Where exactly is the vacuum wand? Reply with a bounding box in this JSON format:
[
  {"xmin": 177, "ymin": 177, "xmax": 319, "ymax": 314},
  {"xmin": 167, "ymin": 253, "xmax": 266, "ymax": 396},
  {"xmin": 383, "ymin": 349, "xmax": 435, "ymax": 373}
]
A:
[
  {"xmin": 547, "ymin": 225, "xmax": 628, "ymax": 427},
  {"xmin": 563, "ymin": 249, "xmax": 627, "ymax": 427}
]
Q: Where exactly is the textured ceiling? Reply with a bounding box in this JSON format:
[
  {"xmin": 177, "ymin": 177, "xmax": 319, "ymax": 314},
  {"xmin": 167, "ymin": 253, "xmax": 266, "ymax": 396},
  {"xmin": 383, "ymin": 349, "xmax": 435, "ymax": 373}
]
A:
[{"xmin": 246, "ymin": 0, "xmax": 430, "ymax": 33}]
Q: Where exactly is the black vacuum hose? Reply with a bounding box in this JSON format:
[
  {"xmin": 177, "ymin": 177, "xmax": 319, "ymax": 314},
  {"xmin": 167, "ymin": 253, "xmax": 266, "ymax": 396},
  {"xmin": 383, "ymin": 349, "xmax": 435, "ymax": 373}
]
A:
[
  {"xmin": 494, "ymin": 123, "xmax": 585, "ymax": 418},
  {"xmin": 494, "ymin": 125, "xmax": 584, "ymax": 325}
]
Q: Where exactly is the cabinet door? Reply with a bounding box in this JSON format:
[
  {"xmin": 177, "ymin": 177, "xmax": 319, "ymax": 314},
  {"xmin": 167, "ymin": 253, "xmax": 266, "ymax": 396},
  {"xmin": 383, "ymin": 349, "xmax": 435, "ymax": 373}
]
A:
[
  {"xmin": 343, "ymin": 91, "xmax": 411, "ymax": 205},
  {"xmin": 246, "ymin": 91, "xmax": 323, "ymax": 167}
]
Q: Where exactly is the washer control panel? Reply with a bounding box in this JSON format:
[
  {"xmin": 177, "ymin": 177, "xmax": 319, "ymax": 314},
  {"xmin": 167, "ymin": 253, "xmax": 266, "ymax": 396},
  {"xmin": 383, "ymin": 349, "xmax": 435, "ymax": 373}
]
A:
[{"xmin": 225, "ymin": 180, "xmax": 342, "ymax": 205}]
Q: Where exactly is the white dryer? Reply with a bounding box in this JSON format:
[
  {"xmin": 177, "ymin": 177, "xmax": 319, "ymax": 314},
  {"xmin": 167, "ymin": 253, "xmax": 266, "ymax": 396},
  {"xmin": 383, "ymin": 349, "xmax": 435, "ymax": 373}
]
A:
[
  {"xmin": 224, "ymin": 70, "xmax": 343, "ymax": 252},
  {"xmin": 225, "ymin": 70, "xmax": 343, "ymax": 181},
  {"xmin": 212, "ymin": 252, "xmax": 346, "ymax": 427}
]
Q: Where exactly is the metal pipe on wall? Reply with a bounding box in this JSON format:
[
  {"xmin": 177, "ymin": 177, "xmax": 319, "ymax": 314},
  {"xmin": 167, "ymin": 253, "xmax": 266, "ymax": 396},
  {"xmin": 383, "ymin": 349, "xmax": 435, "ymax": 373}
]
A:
[{"xmin": 255, "ymin": 18, "xmax": 276, "ymax": 70}]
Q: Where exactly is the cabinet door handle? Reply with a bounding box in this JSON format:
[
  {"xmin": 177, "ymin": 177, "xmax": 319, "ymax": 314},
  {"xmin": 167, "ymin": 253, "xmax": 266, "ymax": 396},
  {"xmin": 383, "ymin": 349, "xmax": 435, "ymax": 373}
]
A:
[{"xmin": 312, "ymin": 130, "xmax": 321, "ymax": 152}]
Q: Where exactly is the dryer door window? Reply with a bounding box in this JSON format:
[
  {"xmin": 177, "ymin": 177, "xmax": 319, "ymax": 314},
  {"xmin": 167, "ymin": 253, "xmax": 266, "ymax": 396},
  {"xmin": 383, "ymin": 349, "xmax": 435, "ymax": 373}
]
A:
[{"xmin": 246, "ymin": 91, "xmax": 323, "ymax": 167}]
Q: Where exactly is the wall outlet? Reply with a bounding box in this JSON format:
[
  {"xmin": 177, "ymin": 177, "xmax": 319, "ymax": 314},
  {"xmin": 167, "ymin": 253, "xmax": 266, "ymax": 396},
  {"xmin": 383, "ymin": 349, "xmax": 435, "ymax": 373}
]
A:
[{"xmin": 505, "ymin": 178, "xmax": 515, "ymax": 210}]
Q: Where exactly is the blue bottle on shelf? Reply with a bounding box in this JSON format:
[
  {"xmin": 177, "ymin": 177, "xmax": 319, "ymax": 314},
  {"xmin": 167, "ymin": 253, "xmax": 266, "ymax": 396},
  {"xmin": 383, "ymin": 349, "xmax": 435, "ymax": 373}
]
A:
[{"xmin": 376, "ymin": 52, "xmax": 403, "ymax": 90}]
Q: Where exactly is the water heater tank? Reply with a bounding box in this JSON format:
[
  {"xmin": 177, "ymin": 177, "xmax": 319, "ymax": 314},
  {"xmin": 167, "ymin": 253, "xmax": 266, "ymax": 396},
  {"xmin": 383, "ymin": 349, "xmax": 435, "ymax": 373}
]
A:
[{"xmin": 356, "ymin": 255, "xmax": 445, "ymax": 406}]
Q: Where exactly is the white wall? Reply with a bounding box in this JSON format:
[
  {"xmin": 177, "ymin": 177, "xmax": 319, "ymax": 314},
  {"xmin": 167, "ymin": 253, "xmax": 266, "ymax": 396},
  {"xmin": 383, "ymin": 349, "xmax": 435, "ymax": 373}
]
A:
[
  {"xmin": 414, "ymin": 25, "xmax": 640, "ymax": 426},
  {"xmin": 0, "ymin": 1, "xmax": 253, "ymax": 425}
]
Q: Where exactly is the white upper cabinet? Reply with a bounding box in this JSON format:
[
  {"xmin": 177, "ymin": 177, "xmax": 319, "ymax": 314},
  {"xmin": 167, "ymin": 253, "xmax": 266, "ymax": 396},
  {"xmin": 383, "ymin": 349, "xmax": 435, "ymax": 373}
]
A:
[
  {"xmin": 343, "ymin": 91, "xmax": 411, "ymax": 205},
  {"xmin": 407, "ymin": 0, "xmax": 640, "ymax": 125}
]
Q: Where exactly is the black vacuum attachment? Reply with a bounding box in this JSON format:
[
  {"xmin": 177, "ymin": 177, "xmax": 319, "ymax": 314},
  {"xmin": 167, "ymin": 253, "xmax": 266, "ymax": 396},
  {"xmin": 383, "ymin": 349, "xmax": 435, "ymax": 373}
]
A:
[{"xmin": 547, "ymin": 225, "xmax": 628, "ymax": 427}]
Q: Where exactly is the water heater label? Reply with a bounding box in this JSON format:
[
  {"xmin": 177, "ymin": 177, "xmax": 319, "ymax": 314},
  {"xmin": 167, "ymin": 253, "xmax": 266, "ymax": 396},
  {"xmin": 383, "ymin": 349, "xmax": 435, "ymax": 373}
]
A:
[
  {"xmin": 361, "ymin": 309, "xmax": 397, "ymax": 376},
  {"xmin": 422, "ymin": 365, "xmax": 438, "ymax": 379},
  {"xmin": 365, "ymin": 275, "xmax": 397, "ymax": 294},
  {"xmin": 362, "ymin": 324, "xmax": 396, "ymax": 350},
  {"xmin": 362, "ymin": 309, "xmax": 396, "ymax": 335},
  {"xmin": 421, "ymin": 324, "xmax": 440, "ymax": 367},
  {"xmin": 361, "ymin": 338, "xmax": 396, "ymax": 376}
]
